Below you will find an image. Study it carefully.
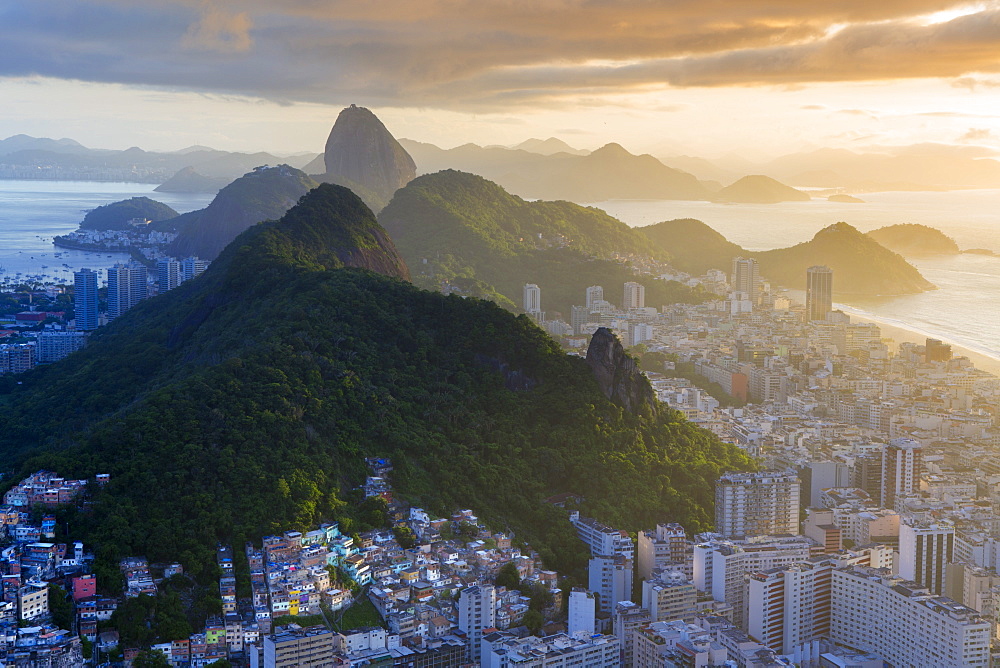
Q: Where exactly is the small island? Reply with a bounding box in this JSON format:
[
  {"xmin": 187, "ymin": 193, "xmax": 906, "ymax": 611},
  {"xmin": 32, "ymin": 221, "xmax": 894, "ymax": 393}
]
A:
[
  {"xmin": 714, "ymin": 174, "xmax": 811, "ymax": 204},
  {"xmin": 828, "ymin": 194, "xmax": 865, "ymax": 203}
]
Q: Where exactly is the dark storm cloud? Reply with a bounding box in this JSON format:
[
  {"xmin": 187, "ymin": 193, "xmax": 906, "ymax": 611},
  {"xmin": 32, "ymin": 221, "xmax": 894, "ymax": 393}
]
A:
[{"xmin": 1, "ymin": 0, "xmax": 997, "ymax": 108}]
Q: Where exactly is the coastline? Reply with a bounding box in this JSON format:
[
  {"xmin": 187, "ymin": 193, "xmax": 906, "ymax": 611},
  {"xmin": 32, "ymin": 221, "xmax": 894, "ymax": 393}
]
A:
[{"xmin": 837, "ymin": 304, "xmax": 1000, "ymax": 376}]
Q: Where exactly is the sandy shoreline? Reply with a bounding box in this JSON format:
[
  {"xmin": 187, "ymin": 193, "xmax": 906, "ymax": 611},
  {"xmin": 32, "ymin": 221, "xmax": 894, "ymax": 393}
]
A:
[{"xmin": 839, "ymin": 307, "xmax": 1000, "ymax": 376}]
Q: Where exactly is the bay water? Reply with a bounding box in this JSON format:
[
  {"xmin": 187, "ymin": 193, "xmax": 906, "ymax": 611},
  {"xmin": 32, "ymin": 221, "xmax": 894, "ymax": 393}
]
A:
[{"xmin": 0, "ymin": 180, "xmax": 213, "ymax": 285}]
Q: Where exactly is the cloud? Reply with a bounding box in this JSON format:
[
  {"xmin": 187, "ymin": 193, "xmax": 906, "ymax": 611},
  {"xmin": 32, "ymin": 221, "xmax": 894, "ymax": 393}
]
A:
[
  {"xmin": 1, "ymin": 0, "xmax": 998, "ymax": 110},
  {"xmin": 958, "ymin": 127, "xmax": 995, "ymax": 142},
  {"xmin": 181, "ymin": 4, "xmax": 253, "ymax": 53},
  {"xmin": 952, "ymin": 75, "xmax": 1000, "ymax": 90}
]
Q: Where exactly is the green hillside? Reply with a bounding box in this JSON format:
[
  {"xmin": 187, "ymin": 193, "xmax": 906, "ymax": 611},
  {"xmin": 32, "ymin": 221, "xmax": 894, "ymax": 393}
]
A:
[
  {"xmin": 866, "ymin": 223, "xmax": 961, "ymax": 256},
  {"xmin": 80, "ymin": 197, "xmax": 178, "ymax": 231},
  {"xmin": 379, "ymin": 170, "xmax": 711, "ymax": 314},
  {"xmin": 156, "ymin": 165, "xmax": 318, "ymax": 260},
  {"xmin": 0, "ymin": 184, "xmax": 750, "ymax": 582},
  {"xmin": 640, "ymin": 219, "xmax": 934, "ymax": 296},
  {"xmin": 640, "ymin": 219, "xmax": 744, "ymax": 275},
  {"xmin": 759, "ymin": 222, "xmax": 935, "ymax": 294}
]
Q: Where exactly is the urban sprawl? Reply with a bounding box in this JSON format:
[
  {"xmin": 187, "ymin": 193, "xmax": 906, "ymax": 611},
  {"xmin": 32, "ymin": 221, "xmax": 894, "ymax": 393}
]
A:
[{"xmin": 1, "ymin": 255, "xmax": 999, "ymax": 667}]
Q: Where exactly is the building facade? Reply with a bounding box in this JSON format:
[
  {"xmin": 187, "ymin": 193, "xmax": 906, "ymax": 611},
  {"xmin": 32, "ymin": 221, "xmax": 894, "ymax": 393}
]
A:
[
  {"xmin": 715, "ymin": 471, "xmax": 801, "ymax": 539},
  {"xmin": 805, "ymin": 265, "xmax": 833, "ymax": 322}
]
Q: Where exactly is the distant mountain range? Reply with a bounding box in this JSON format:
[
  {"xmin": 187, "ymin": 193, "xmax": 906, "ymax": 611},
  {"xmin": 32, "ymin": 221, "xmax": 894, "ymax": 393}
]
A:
[
  {"xmin": 5, "ymin": 128, "xmax": 1000, "ymax": 196},
  {"xmin": 399, "ymin": 138, "xmax": 716, "ymax": 202},
  {"xmin": 0, "ymin": 134, "xmax": 318, "ymax": 188}
]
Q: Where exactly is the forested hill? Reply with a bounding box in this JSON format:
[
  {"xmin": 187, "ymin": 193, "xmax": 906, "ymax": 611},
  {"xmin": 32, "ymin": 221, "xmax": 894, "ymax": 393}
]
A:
[
  {"xmin": 640, "ymin": 219, "xmax": 934, "ymax": 296},
  {"xmin": 0, "ymin": 183, "xmax": 751, "ymax": 582},
  {"xmin": 80, "ymin": 197, "xmax": 178, "ymax": 231},
  {"xmin": 378, "ymin": 170, "xmax": 711, "ymax": 314},
  {"xmin": 157, "ymin": 165, "xmax": 318, "ymax": 260}
]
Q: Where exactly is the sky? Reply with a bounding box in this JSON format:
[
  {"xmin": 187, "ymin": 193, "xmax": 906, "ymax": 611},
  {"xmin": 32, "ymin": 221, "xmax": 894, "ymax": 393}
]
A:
[{"xmin": 3, "ymin": 0, "xmax": 1000, "ymax": 159}]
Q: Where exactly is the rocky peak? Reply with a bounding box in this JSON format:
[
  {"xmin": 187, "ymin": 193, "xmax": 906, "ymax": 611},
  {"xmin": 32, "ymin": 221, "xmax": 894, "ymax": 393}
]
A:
[
  {"xmin": 322, "ymin": 105, "xmax": 416, "ymax": 209},
  {"xmin": 585, "ymin": 327, "xmax": 657, "ymax": 416},
  {"xmin": 218, "ymin": 182, "xmax": 410, "ymax": 282}
]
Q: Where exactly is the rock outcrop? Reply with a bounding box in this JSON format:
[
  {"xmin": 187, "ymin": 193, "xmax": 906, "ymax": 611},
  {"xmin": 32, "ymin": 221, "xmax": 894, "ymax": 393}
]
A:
[
  {"xmin": 586, "ymin": 327, "xmax": 658, "ymax": 415},
  {"xmin": 321, "ymin": 105, "xmax": 416, "ymax": 211}
]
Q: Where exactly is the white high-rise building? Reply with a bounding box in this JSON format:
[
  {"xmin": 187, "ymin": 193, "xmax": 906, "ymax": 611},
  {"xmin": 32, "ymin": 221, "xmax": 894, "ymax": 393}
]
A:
[
  {"xmin": 830, "ymin": 566, "xmax": 989, "ymax": 667},
  {"xmin": 457, "ymin": 584, "xmax": 495, "ymax": 662},
  {"xmin": 589, "ymin": 554, "xmax": 633, "ymax": 614},
  {"xmin": 567, "ymin": 588, "xmax": 596, "ymax": 636},
  {"xmin": 623, "ymin": 281, "xmax": 645, "ymax": 310},
  {"xmin": 630, "ymin": 322, "xmax": 654, "ymax": 347},
  {"xmin": 157, "ymin": 258, "xmax": 182, "ymax": 292},
  {"xmin": 693, "ymin": 535, "xmax": 814, "ymax": 630},
  {"xmin": 882, "ymin": 437, "xmax": 923, "ymax": 510},
  {"xmin": 107, "ymin": 263, "xmax": 147, "ymax": 320},
  {"xmin": 523, "ymin": 283, "xmax": 541, "ymax": 313},
  {"xmin": 715, "ymin": 470, "xmax": 800, "ymax": 539},
  {"xmin": 586, "ymin": 285, "xmax": 604, "ymax": 309},
  {"xmin": 481, "ymin": 630, "xmax": 620, "ymax": 668},
  {"xmin": 569, "ymin": 511, "xmax": 634, "ymax": 560},
  {"xmin": 73, "ymin": 268, "xmax": 99, "ymax": 331},
  {"xmin": 731, "ymin": 257, "xmax": 760, "ymax": 304},
  {"xmin": 899, "ymin": 521, "xmax": 954, "ymax": 595}
]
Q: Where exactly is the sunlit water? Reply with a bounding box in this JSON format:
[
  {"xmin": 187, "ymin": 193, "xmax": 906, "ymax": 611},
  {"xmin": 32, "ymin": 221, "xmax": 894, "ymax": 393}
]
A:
[
  {"xmin": 0, "ymin": 181, "xmax": 213, "ymax": 285},
  {"xmin": 590, "ymin": 190, "xmax": 1000, "ymax": 361}
]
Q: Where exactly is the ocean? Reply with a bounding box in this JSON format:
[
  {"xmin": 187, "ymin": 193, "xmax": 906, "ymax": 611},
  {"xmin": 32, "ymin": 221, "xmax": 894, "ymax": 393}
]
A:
[
  {"xmin": 0, "ymin": 180, "xmax": 213, "ymax": 285},
  {"xmin": 589, "ymin": 190, "xmax": 1000, "ymax": 364}
]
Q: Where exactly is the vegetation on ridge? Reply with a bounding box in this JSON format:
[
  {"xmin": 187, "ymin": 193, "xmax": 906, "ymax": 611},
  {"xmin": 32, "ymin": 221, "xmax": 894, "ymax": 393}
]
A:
[
  {"xmin": 379, "ymin": 170, "xmax": 712, "ymax": 314},
  {"xmin": 80, "ymin": 197, "xmax": 178, "ymax": 231},
  {"xmin": 640, "ymin": 219, "xmax": 934, "ymax": 295},
  {"xmin": 866, "ymin": 223, "xmax": 961, "ymax": 256},
  {"xmin": 0, "ymin": 183, "xmax": 751, "ymax": 585}
]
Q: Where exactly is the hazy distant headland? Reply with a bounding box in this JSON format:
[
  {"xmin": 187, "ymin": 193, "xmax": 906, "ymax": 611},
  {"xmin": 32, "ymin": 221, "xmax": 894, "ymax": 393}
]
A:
[{"xmin": 640, "ymin": 218, "xmax": 935, "ymax": 296}]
